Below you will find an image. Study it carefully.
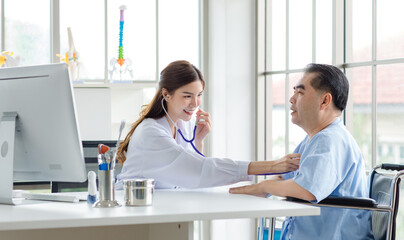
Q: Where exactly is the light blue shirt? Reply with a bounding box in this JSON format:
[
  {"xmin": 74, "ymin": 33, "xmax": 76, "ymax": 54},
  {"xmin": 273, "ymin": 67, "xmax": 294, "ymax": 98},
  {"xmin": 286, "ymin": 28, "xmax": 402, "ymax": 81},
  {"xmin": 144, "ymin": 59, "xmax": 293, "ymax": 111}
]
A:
[{"xmin": 280, "ymin": 118, "xmax": 374, "ymax": 240}]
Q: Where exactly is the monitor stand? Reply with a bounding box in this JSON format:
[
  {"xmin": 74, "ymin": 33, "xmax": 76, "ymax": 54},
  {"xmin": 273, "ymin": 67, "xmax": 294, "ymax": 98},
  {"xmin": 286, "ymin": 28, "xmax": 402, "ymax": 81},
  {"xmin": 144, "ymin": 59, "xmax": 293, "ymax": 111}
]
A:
[
  {"xmin": 0, "ymin": 112, "xmax": 81, "ymax": 205},
  {"xmin": 0, "ymin": 112, "xmax": 20, "ymax": 205}
]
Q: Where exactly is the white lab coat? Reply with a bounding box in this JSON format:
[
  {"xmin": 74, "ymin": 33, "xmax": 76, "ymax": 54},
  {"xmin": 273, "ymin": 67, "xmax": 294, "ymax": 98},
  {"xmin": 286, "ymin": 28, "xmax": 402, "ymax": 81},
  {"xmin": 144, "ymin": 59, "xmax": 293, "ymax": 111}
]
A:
[{"xmin": 115, "ymin": 117, "xmax": 250, "ymax": 189}]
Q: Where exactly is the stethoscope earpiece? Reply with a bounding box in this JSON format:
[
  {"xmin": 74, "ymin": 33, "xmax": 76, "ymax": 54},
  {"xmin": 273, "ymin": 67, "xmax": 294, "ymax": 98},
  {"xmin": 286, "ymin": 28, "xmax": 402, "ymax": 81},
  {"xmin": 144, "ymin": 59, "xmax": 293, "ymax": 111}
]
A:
[{"xmin": 163, "ymin": 95, "xmax": 170, "ymax": 101}]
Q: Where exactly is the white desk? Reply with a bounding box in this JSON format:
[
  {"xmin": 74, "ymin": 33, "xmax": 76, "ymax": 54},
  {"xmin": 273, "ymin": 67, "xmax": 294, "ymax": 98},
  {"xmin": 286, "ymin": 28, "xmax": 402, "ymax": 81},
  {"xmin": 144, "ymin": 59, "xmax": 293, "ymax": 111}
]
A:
[{"xmin": 0, "ymin": 189, "xmax": 320, "ymax": 240}]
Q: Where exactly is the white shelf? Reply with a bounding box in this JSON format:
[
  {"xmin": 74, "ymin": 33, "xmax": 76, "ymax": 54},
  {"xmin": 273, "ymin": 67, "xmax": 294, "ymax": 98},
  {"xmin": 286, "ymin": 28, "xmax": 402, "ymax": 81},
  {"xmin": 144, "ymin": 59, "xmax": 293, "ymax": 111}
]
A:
[{"xmin": 73, "ymin": 82, "xmax": 158, "ymax": 89}]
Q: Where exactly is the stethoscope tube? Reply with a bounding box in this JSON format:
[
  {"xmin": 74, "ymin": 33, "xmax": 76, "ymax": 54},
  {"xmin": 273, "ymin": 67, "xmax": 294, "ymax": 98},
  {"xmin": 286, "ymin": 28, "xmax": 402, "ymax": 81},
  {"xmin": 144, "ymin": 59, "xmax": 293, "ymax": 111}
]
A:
[
  {"xmin": 257, "ymin": 171, "xmax": 291, "ymax": 176},
  {"xmin": 161, "ymin": 98, "xmax": 205, "ymax": 157},
  {"xmin": 177, "ymin": 127, "xmax": 205, "ymax": 157}
]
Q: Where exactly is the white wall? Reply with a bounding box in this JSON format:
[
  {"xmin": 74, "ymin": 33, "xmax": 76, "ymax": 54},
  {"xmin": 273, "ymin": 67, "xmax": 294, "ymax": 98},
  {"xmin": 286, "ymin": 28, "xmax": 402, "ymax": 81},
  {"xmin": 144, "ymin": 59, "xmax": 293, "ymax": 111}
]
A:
[
  {"xmin": 74, "ymin": 88, "xmax": 111, "ymax": 140},
  {"xmin": 207, "ymin": 0, "xmax": 256, "ymax": 239},
  {"xmin": 208, "ymin": 1, "xmax": 256, "ymax": 161},
  {"xmin": 73, "ymin": 86, "xmax": 153, "ymax": 141}
]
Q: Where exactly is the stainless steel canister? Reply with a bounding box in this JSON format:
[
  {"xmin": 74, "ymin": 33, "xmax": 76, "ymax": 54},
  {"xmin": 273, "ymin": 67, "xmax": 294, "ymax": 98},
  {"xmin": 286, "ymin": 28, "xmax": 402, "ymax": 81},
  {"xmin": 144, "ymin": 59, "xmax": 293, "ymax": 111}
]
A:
[
  {"xmin": 93, "ymin": 170, "xmax": 121, "ymax": 208},
  {"xmin": 124, "ymin": 179, "xmax": 155, "ymax": 206}
]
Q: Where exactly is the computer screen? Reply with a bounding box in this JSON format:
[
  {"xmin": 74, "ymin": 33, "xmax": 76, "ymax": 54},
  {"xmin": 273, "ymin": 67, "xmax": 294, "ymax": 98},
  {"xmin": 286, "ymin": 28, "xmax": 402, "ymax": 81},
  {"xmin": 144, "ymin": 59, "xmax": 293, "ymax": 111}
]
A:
[{"xmin": 0, "ymin": 63, "xmax": 87, "ymax": 203}]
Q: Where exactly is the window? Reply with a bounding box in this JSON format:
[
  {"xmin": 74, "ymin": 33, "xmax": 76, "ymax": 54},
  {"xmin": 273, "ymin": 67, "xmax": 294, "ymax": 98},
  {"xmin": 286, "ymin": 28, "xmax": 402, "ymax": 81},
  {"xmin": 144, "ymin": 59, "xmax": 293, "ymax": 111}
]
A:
[
  {"xmin": 158, "ymin": 0, "xmax": 200, "ymax": 71},
  {"xmin": 376, "ymin": 63, "xmax": 404, "ymax": 164},
  {"xmin": 348, "ymin": 66, "xmax": 372, "ymax": 168},
  {"xmin": 4, "ymin": 0, "xmax": 50, "ymax": 66},
  {"xmin": 60, "ymin": 0, "xmax": 105, "ymax": 80},
  {"xmin": 258, "ymin": 0, "xmax": 404, "ymax": 169},
  {"xmin": 257, "ymin": 0, "xmax": 334, "ymax": 162},
  {"xmin": 107, "ymin": 0, "xmax": 156, "ymax": 81},
  {"xmin": 1, "ymin": 0, "xmax": 200, "ymax": 83}
]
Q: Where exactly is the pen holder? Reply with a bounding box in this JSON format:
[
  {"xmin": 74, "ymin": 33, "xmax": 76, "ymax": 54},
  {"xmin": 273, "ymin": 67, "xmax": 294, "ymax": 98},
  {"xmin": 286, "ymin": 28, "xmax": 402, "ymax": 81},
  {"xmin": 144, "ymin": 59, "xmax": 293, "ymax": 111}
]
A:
[{"xmin": 93, "ymin": 170, "xmax": 121, "ymax": 208}]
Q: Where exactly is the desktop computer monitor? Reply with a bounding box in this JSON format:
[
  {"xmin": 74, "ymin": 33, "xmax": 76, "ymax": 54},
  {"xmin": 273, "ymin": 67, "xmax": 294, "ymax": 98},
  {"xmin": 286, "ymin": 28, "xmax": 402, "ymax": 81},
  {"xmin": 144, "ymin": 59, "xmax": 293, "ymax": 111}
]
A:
[{"xmin": 0, "ymin": 63, "xmax": 87, "ymax": 204}]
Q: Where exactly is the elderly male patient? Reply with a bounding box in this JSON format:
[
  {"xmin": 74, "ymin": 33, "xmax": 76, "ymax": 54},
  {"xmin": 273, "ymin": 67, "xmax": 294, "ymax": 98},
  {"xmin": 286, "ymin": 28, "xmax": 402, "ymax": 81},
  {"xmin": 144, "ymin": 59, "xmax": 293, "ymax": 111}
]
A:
[{"xmin": 230, "ymin": 64, "xmax": 374, "ymax": 240}]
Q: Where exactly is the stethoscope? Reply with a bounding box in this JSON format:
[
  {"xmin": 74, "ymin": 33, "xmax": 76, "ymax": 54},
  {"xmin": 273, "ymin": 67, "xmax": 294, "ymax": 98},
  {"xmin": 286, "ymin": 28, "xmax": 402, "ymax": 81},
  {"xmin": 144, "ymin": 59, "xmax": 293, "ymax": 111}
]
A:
[
  {"xmin": 161, "ymin": 98, "xmax": 292, "ymax": 175},
  {"xmin": 161, "ymin": 98, "xmax": 205, "ymax": 157}
]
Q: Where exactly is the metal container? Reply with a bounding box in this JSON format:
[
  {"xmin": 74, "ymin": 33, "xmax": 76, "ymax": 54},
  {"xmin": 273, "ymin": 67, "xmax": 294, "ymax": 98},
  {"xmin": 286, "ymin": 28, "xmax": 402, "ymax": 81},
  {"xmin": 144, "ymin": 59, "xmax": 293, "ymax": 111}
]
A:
[
  {"xmin": 93, "ymin": 170, "xmax": 121, "ymax": 208},
  {"xmin": 124, "ymin": 179, "xmax": 155, "ymax": 206}
]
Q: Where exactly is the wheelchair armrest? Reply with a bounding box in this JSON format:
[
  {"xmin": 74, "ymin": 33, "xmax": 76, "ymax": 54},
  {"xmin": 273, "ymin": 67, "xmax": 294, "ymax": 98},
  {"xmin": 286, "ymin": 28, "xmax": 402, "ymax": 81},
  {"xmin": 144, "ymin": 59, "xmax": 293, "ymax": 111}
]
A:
[
  {"xmin": 286, "ymin": 196, "xmax": 312, "ymax": 203},
  {"xmin": 319, "ymin": 196, "xmax": 377, "ymax": 207},
  {"xmin": 286, "ymin": 196, "xmax": 377, "ymax": 208},
  {"xmin": 381, "ymin": 163, "xmax": 404, "ymax": 171}
]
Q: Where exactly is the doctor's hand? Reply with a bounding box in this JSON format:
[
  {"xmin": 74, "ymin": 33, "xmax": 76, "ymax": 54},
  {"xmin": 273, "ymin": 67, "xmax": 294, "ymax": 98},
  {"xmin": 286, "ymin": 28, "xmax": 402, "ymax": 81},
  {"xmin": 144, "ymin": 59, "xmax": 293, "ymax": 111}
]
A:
[
  {"xmin": 194, "ymin": 108, "xmax": 212, "ymax": 143},
  {"xmin": 269, "ymin": 153, "xmax": 301, "ymax": 173},
  {"xmin": 247, "ymin": 153, "xmax": 301, "ymax": 175}
]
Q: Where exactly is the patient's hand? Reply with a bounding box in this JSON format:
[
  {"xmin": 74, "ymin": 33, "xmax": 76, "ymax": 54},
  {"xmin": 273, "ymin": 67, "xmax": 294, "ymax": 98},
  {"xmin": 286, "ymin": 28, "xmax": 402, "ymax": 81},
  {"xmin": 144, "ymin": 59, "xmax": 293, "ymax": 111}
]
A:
[
  {"xmin": 229, "ymin": 182, "xmax": 268, "ymax": 198},
  {"xmin": 229, "ymin": 178, "xmax": 316, "ymax": 202}
]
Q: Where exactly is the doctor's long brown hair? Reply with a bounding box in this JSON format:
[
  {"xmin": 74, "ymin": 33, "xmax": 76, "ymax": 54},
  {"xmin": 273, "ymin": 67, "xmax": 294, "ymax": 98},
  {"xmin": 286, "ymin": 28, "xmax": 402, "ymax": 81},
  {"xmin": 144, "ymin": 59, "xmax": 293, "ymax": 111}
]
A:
[{"xmin": 116, "ymin": 60, "xmax": 205, "ymax": 164}]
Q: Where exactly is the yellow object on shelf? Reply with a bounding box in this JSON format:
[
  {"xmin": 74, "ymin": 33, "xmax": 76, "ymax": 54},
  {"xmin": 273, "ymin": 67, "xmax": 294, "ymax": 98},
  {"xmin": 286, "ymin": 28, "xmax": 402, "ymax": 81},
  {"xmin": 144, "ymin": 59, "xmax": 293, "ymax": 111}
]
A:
[{"xmin": 0, "ymin": 51, "xmax": 18, "ymax": 67}]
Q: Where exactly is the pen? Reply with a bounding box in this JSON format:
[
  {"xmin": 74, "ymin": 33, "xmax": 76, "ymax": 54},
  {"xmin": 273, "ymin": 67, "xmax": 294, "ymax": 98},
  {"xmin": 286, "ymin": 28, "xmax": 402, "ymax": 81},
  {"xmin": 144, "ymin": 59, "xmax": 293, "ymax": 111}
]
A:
[
  {"xmin": 111, "ymin": 119, "xmax": 126, "ymax": 170},
  {"xmin": 98, "ymin": 144, "xmax": 110, "ymax": 171},
  {"xmin": 98, "ymin": 154, "xmax": 109, "ymax": 171}
]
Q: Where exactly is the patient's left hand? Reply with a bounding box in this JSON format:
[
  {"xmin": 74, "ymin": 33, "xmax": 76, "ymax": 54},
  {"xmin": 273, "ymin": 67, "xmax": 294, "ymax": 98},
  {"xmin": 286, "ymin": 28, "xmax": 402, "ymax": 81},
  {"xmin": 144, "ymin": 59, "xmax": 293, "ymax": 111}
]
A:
[{"xmin": 229, "ymin": 182, "xmax": 268, "ymax": 198}]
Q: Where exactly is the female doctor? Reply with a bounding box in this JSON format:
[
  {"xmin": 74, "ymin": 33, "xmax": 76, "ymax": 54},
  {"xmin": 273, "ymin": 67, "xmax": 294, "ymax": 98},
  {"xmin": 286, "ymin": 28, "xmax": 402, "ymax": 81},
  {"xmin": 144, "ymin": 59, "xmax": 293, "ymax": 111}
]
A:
[{"xmin": 115, "ymin": 60, "xmax": 300, "ymax": 189}]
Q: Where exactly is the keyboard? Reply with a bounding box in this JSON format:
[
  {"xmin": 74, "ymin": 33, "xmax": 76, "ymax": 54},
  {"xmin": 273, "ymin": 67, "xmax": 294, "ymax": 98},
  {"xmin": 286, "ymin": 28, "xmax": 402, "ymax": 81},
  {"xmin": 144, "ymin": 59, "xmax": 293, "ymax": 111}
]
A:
[{"xmin": 21, "ymin": 192, "xmax": 87, "ymax": 203}]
